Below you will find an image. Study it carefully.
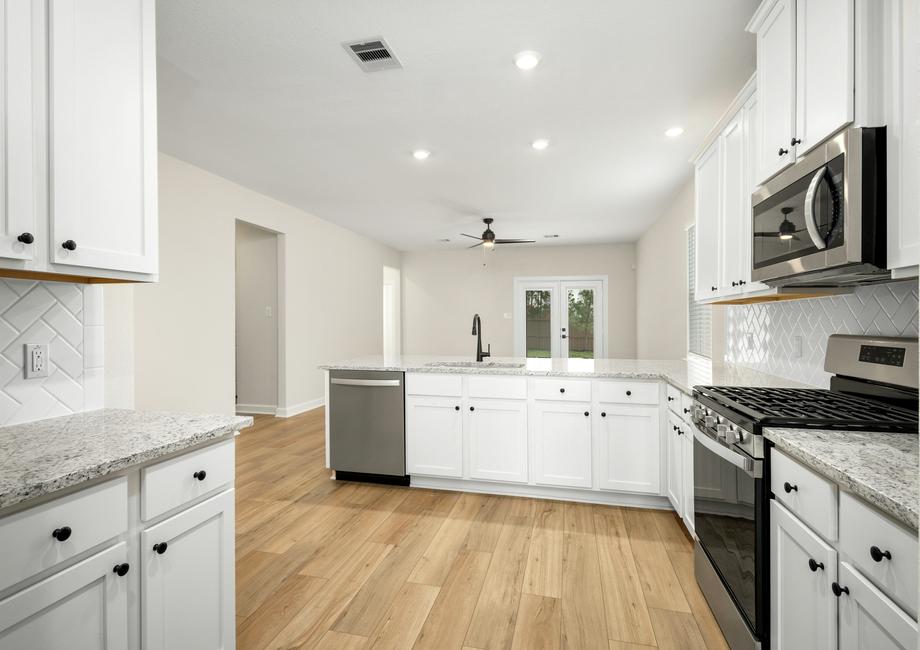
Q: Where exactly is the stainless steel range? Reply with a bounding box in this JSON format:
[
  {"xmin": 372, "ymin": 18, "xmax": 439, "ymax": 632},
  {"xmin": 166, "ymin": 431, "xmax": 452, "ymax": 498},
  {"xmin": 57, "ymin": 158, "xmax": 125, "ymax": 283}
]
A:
[{"xmin": 691, "ymin": 334, "xmax": 919, "ymax": 650}]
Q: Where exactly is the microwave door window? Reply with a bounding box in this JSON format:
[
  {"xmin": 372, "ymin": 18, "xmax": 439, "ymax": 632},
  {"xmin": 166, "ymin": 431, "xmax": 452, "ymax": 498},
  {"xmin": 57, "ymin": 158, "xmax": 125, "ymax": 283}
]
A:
[{"xmin": 752, "ymin": 154, "xmax": 845, "ymax": 270}]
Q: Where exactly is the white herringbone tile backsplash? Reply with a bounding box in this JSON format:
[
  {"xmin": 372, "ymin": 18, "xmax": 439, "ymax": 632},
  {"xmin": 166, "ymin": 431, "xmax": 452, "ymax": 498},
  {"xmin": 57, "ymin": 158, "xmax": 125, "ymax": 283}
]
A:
[
  {"xmin": 724, "ymin": 281, "xmax": 919, "ymax": 387},
  {"xmin": 0, "ymin": 280, "xmax": 104, "ymax": 426}
]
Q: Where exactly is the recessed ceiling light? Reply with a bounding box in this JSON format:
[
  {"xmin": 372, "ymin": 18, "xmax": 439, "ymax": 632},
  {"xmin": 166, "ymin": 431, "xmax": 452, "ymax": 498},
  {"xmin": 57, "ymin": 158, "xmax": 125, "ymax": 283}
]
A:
[
  {"xmin": 531, "ymin": 138, "xmax": 550, "ymax": 151},
  {"xmin": 412, "ymin": 149, "xmax": 431, "ymax": 160},
  {"xmin": 513, "ymin": 51, "xmax": 541, "ymax": 70},
  {"xmin": 543, "ymin": 234, "xmax": 559, "ymax": 238},
  {"xmin": 665, "ymin": 126, "xmax": 684, "ymax": 138}
]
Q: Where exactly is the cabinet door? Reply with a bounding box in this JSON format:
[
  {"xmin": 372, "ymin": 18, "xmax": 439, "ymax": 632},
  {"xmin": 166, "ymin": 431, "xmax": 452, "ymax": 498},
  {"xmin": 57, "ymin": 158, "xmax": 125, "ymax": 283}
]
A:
[
  {"xmin": 755, "ymin": 0, "xmax": 796, "ymax": 183},
  {"xmin": 0, "ymin": 0, "xmax": 35, "ymax": 262},
  {"xmin": 741, "ymin": 92, "xmax": 770, "ymax": 292},
  {"xmin": 771, "ymin": 500, "xmax": 837, "ymax": 650},
  {"xmin": 142, "ymin": 490, "xmax": 235, "ymax": 650},
  {"xmin": 597, "ymin": 403, "xmax": 660, "ymax": 494},
  {"xmin": 406, "ymin": 395, "xmax": 462, "ymax": 478},
  {"xmin": 532, "ymin": 401, "xmax": 592, "ymax": 488},
  {"xmin": 680, "ymin": 427, "xmax": 694, "ymax": 533},
  {"xmin": 838, "ymin": 562, "xmax": 918, "ymax": 650},
  {"xmin": 694, "ymin": 139, "xmax": 721, "ymax": 300},
  {"xmin": 48, "ymin": 0, "xmax": 158, "ymax": 275},
  {"xmin": 468, "ymin": 399, "xmax": 527, "ymax": 483},
  {"xmin": 719, "ymin": 111, "xmax": 746, "ymax": 295},
  {"xmin": 665, "ymin": 415, "xmax": 683, "ymax": 515},
  {"xmin": 795, "ymin": 0, "xmax": 853, "ymax": 155},
  {"xmin": 0, "ymin": 543, "xmax": 128, "ymax": 649}
]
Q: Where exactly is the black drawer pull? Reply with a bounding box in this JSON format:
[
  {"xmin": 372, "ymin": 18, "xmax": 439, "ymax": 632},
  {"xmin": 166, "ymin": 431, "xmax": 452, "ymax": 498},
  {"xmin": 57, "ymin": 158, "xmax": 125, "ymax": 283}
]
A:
[
  {"xmin": 454, "ymin": 405, "xmax": 460, "ymax": 411},
  {"xmin": 783, "ymin": 482, "xmax": 798, "ymax": 493},
  {"xmin": 559, "ymin": 388, "xmax": 565, "ymax": 393},
  {"xmin": 153, "ymin": 542, "xmax": 168, "ymax": 555},
  {"xmin": 193, "ymin": 470, "xmax": 207, "ymax": 481},
  {"xmin": 52, "ymin": 526, "xmax": 72, "ymax": 541},
  {"xmin": 17, "ymin": 232, "xmax": 34, "ymax": 244},
  {"xmin": 683, "ymin": 407, "xmax": 690, "ymax": 414},
  {"xmin": 61, "ymin": 239, "xmax": 77, "ymax": 251},
  {"xmin": 808, "ymin": 558, "xmax": 824, "ymax": 572},
  {"xmin": 869, "ymin": 546, "xmax": 892, "ymax": 562},
  {"xmin": 831, "ymin": 582, "xmax": 849, "ymax": 597},
  {"xmin": 113, "ymin": 563, "xmax": 130, "ymax": 577},
  {"xmin": 667, "ymin": 396, "xmax": 674, "ymax": 402},
  {"xmin": 600, "ymin": 412, "xmax": 606, "ymax": 417},
  {"xmin": 625, "ymin": 390, "xmax": 632, "ymax": 396},
  {"xmin": 469, "ymin": 406, "xmax": 475, "ymax": 411},
  {"xmin": 583, "ymin": 411, "xmax": 589, "ymax": 417}
]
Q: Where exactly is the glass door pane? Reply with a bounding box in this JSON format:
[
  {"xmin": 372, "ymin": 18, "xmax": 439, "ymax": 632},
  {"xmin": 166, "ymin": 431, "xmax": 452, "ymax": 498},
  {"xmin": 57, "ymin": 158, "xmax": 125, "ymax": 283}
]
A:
[
  {"xmin": 565, "ymin": 288, "xmax": 595, "ymax": 359},
  {"xmin": 525, "ymin": 289, "xmax": 552, "ymax": 358}
]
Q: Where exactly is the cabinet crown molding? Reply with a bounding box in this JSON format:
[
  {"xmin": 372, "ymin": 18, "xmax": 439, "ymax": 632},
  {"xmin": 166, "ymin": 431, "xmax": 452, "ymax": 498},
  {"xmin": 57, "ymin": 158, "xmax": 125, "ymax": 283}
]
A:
[
  {"xmin": 690, "ymin": 74, "xmax": 756, "ymax": 164},
  {"xmin": 746, "ymin": 0, "xmax": 781, "ymax": 33}
]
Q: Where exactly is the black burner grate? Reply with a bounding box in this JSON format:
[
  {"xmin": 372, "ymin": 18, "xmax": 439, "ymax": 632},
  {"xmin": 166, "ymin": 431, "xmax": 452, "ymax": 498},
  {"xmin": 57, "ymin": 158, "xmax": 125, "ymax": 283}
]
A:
[{"xmin": 696, "ymin": 386, "xmax": 919, "ymax": 432}]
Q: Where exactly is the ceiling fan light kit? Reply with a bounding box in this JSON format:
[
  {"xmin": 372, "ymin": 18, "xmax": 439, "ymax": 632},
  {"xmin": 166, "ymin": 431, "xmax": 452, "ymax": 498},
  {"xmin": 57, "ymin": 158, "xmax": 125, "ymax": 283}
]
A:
[{"xmin": 460, "ymin": 217, "xmax": 537, "ymax": 249}]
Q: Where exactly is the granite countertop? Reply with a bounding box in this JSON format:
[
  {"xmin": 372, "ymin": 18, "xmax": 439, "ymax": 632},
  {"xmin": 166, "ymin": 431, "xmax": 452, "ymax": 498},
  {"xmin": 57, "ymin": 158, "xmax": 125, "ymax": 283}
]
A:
[
  {"xmin": 765, "ymin": 428, "xmax": 919, "ymax": 531},
  {"xmin": 320, "ymin": 355, "xmax": 807, "ymax": 394},
  {"xmin": 0, "ymin": 409, "xmax": 253, "ymax": 511}
]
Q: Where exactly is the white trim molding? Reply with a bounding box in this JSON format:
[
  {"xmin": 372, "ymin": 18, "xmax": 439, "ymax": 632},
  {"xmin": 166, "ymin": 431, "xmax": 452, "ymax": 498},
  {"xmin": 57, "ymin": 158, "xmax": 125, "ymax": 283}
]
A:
[
  {"xmin": 235, "ymin": 404, "xmax": 277, "ymax": 416},
  {"xmin": 275, "ymin": 397, "xmax": 324, "ymax": 418}
]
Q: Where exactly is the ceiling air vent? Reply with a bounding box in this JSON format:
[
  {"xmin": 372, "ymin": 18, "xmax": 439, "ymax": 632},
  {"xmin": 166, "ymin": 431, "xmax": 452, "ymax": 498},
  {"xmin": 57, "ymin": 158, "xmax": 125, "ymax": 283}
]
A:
[{"xmin": 343, "ymin": 37, "xmax": 402, "ymax": 72}]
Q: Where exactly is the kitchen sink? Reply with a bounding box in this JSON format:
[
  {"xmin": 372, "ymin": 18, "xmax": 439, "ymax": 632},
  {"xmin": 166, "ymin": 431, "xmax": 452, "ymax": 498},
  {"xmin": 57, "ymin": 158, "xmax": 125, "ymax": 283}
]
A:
[{"xmin": 425, "ymin": 360, "xmax": 526, "ymax": 369}]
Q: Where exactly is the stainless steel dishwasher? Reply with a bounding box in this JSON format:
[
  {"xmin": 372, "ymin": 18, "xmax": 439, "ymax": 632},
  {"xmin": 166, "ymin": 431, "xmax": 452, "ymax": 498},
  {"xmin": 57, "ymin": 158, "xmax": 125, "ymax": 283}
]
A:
[{"xmin": 328, "ymin": 370, "xmax": 407, "ymax": 485}]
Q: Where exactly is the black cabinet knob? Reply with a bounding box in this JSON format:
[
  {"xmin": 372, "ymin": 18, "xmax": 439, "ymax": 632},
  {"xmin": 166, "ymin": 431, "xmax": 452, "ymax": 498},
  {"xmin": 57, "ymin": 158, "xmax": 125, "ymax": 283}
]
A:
[
  {"xmin": 454, "ymin": 405, "xmax": 460, "ymax": 411},
  {"xmin": 152, "ymin": 542, "xmax": 168, "ymax": 555},
  {"xmin": 673, "ymin": 425, "xmax": 678, "ymax": 431},
  {"xmin": 583, "ymin": 411, "xmax": 589, "ymax": 417},
  {"xmin": 778, "ymin": 147, "xmax": 789, "ymax": 156},
  {"xmin": 113, "ymin": 563, "xmax": 130, "ymax": 577},
  {"xmin": 469, "ymin": 406, "xmax": 474, "ymax": 412},
  {"xmin": 732, "ymin": 281, "xmax": 738, "ymax": 287},
  {"xmin": 869, "ymin": 546, "xmax": 892, "ymax": 562},
  {"xmin": 808, "ymin": 559, "xmax": 824, "ymax": 572},
  {"xmin": 791, "ymin": 137, "xmax": 802, "ymax": 146},
  {"xmin": 739, "ymin": 280, "xmax": 747, "ymax": 286},
  {"xmin": 17, "ymin": 232, "xmax": 33, "ymax": 244},
  {"xmin": 52, "ymin": 526, "xmax": 72, "ymax": 541},
  {"xmin": 559, "ymin": 388, "xmax": 565, "ymax": 393},
  {"xmin": 193, "ymin": 470, "xmax": 207, "ymax": 481},
  {"xmin": 711, "ymin": 286, "xmax": 717, "ymax": 291},
  {"xmin": 626, "ymin": 390, "xmax": 632, "ymax": 396},
  {"xmin": 667, "ymin": 396, "xmax": 674, "ymax": 402},
  {"xmin": 677, "ymin": 428, "xmax": 684, "ymax": 436},
  {"xmin": 831, "ymin": 582, "xmax": 849, "ymax": 597},
  {"xmin": 600, "ymin": 412, "xmax": 606, "ymax": 417},
  {"xmin": 61, "ymin": 240, "xmax": 77, "ymax": 251},
  {"xmin": 683, "ymin": 407, "xmax": 690, "ymax": 414},
  {"xmin": 783, "ymin": 482, "xmax": 798, "ymax": 493}
]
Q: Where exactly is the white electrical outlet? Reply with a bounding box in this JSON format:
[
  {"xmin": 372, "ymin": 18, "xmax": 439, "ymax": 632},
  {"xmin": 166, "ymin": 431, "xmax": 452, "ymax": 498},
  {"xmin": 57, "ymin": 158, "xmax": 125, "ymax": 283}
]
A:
[
  {"xmin": 24, "ymin": 343, "xmax": 49, "ymax": 379},
  {"xmin": 792, "ymin": 335, "xmax": 803, "ymax": 359}
]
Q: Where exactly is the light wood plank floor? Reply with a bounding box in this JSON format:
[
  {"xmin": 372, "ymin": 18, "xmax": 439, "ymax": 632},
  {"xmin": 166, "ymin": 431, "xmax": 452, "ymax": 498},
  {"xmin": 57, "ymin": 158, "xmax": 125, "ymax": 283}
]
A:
[{"xmin": 236, "ymin": 410, "xmax": 729, "ymax": 649}]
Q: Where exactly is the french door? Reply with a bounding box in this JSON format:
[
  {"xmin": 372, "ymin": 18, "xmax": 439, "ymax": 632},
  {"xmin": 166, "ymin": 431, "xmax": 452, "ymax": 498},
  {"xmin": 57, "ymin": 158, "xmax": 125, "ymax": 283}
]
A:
[{"xmin": 513, "ymin": 277, "xmax": 606, "ymax": 359}]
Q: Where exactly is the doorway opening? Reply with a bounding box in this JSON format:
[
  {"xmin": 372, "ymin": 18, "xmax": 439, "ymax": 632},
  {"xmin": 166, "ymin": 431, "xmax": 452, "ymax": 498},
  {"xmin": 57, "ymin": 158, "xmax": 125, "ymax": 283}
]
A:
[
  {"xmin": 235, "ymin": 220, "xmax": 283, "ymax": 415},
  {"xmin": 512, "ymin": 276, "xmax": 608, "ymax": 359},
  {"xmin": 382, "ymin": 265, "xmax": 401, "ymax": 358}
]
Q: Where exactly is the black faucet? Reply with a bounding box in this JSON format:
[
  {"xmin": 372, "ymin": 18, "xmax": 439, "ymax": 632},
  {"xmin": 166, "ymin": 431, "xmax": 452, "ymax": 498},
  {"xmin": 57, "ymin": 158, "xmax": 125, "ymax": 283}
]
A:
[{"xmin": 471, "ymin": 314, "xmax": 491, "ymax": 362}]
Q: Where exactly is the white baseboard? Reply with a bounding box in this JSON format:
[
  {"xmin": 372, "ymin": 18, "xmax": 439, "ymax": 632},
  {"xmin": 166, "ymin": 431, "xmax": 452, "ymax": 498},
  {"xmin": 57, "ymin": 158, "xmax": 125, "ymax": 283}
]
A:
[
  {"xmin": 235, "ymin": 403, "xmax": 277, "ymax": 415},
  {"xmin": 275, "ymin": 397, "xmax": 324, "ymax": 418},
  {"xmin": 410, "ymin": 476, "xmax": 674, "ymax": 510}
]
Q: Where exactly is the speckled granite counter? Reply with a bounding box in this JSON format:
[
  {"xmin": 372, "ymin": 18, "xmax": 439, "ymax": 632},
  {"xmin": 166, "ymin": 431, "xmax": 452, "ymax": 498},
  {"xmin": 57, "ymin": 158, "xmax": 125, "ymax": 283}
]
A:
[
  {"xmin": 0, "ymin": 409, "xmax": 253, "ymax": 511},
  {"xmin": 765, "ymin": 428, "xmax": 919, "ymax": 531},
  {"xmin": 320, "ymin": 355, "xmax": 806, "ymax": 394}
]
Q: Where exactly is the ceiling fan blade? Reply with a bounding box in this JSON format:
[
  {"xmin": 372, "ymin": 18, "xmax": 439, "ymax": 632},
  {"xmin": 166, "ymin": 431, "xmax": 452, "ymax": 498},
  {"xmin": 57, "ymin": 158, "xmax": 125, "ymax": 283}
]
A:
[
  {"xmin": 459, "ymin": 233, "xmax": 482, "ymax": 240},
  {"xmin": 467, "ymin": 242, "xmax": 484, "ymax": 249},
  {"xmin": 494, "ymin": 239, "xmax": 536, "ymax": 244}
]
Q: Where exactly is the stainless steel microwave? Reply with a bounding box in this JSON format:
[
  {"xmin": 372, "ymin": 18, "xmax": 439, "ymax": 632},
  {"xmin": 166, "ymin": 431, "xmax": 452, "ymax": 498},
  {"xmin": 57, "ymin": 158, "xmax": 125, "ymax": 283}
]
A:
[{"xmin": 751, "ymin": 126, "xmax": 887, "ymax": 287}]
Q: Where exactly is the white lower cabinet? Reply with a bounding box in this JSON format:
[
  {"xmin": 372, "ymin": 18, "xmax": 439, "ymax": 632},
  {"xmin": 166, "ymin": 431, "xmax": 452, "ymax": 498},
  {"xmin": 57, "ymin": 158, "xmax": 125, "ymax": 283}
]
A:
[
  {"xmin": 680, "ymin": 425, "xmax": 694, "ymax": 533},
  {"xmin": 771, "ymin": 500, "xmax": 838, "ymax": 650},
  {"xmin": 468, "ymin": 399, "xmax": 527, "ymax": 483},
  {"xmin": 837, "ymin": 561, "xmax": 918, "ymax": 650},
  {"xmin": 142, "ymin": 489, "xmax": 235, "ymax": 650},
  {"xmin": 406, "ymin": 395, "xmax": 463, "ymax": 477},
  {"xmin": 532, "ymin": 401, "xmax": 593, "ymax": 488},
  {"xmin": 0, "ymin": 542, "xmax": 128, "ymax": 649},
  {"xmin": 596, "ymin": 404, "xmax": 660, "ymax": 494},
  {"xmin": 665, "ymin": 414, "xmax": 684, "ymax": 516}
]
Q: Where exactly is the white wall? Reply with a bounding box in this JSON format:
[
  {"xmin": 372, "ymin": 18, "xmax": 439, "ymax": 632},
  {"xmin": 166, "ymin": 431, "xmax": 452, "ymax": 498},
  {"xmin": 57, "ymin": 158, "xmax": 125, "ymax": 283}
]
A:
[
  {"xmin": 235, "ymin": 220, "xmax": 279, "ymax": 412},
  {"xmin": 110, "ymin": 153, "xmax": 400, "ymax": 415},
  {"xmin": 635, "ymin": 180, "xmax": 694, "ymax": 359},
  {"xmin": 401, "ymin": 244, "xmax": 637, "ymax": 357},
  {"xmin": 104, "ymin": 285, "xmax": 134, "ymax": 409}
]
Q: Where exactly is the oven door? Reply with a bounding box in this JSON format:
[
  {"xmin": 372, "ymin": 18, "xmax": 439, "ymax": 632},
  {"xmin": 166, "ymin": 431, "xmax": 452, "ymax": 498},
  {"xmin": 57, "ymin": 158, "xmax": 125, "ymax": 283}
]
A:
[{"xmin": 693, "ymin": 426, "xmax": 766, "ymax": 640}]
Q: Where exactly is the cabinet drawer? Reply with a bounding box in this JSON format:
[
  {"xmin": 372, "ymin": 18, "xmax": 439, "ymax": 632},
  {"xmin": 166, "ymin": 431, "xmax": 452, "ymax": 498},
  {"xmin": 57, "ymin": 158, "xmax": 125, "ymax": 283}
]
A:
[
  {"xmin": 839, "ymin": 492, "xmax": 918, "ymax": 618},
  {"xmin": 468, "ymin": 375, "xmax": 527, "ymax": 400},
  {"xmin": 596, "ymin": 380, "xmax": 659, "ymax": 405},
  {"xmin": 532, "ymin": 378, "xmax": 591, "ymax": 402},
  {"xmin": 666, "ymin": 384, "xmax": 682, "ymax": 413},
  {"xmin": 142, "ymin": 439, "xmax": 234, "ymax": 521},
  {"xmin": 771, "ymin": 450, "xmax": 838, "ymax": 541},
  {"xmin": 679, "ymin": 392, "xmax": 695, "ymax": 421},
  {"xmin": 0, "ymin": 477, "xmax": 128, "ymax": 592},
  {"xmin": 406, "ymin": 373, "xmax": 462, "ymax": 397}
]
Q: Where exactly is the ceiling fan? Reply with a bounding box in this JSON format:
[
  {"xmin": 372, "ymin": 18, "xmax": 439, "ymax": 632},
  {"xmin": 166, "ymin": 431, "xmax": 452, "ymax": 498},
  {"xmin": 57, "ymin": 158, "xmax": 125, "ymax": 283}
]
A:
[
  {"xmin": 460, "ymin": 218, "xmax": 536, "ymax": 249},
  {"xmin": 753, "ymin": 206, "xmax": 803, "ymax": 241}
]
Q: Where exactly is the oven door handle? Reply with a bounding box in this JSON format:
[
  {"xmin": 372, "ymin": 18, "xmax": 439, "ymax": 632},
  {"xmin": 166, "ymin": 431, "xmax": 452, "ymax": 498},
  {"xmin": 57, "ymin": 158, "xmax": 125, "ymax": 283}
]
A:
[
  {"xmin": 692, "ymin": 425, "xmax": 762, "ymax": 478},
  {"xmin": 803, "ymin": 165, "xmax": 829, "ymax": 250}
]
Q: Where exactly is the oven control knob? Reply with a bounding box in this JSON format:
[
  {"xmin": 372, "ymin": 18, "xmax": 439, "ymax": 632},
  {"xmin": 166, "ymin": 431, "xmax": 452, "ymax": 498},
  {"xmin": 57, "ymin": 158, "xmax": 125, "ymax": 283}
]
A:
[
  {"xmin": 725, "ymin": 428, "xmax": 741, "ymax": 444},
  {"xmin": 716, "ymin": 423, "xmax": 729, "ymax": 438},
  {"xmin": 704, "ymin": 415, "xmax": 717, "ymax": 428}
]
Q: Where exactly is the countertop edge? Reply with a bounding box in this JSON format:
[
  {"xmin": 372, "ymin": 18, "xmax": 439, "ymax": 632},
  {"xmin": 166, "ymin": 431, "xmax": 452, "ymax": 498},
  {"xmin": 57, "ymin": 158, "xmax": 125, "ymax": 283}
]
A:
[{"xmin": 765, "ymin": 429, "xmax": 918, "ymax": 532}]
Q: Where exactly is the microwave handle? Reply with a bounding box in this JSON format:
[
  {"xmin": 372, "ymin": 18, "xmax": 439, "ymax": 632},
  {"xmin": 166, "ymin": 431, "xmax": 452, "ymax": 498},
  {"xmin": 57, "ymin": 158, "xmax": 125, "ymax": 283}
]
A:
[{"xmin": 803, "ymin": 165, "xmax": 828, "ymax": 250}]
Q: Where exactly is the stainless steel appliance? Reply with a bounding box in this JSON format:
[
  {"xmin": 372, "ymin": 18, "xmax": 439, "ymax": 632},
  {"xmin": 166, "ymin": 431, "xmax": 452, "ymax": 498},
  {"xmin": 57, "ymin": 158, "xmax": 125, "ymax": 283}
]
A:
[
  {"xmin": 751, "ymin": 126, "xmax": 887, "ymax": 287},
  {"xmin": 691, "ymin": 335, "xmax": 918, "ymax": 650},
  {"xmin": 328, "ymin": 370, "xmax": 408, "ymax": 485}
]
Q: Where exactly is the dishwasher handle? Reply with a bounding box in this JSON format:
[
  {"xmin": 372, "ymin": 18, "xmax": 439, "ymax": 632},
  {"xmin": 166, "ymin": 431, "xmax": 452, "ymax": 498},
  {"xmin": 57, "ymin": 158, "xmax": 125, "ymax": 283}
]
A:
[{"xmin": 330, "ymin": 378, "xmax": 401, "ymax": 387}]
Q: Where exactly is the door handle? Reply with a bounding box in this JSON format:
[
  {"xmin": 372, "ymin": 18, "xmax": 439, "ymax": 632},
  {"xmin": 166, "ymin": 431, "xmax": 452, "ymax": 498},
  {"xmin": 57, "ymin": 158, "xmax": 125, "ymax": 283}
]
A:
[
  {"xmin": 803, "ymin": 166, "xmax": 828, "ymax": 250},
  {"xmin": 330, "ymin": 378, "xmax": 401, "ymax": 387}
]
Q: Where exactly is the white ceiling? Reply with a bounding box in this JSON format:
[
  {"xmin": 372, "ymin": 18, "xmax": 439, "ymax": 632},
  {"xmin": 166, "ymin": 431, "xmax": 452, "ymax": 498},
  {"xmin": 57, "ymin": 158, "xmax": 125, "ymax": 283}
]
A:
[{"xmin": 156, "ymin": 0, "xmax": 758, "ymax": 251}]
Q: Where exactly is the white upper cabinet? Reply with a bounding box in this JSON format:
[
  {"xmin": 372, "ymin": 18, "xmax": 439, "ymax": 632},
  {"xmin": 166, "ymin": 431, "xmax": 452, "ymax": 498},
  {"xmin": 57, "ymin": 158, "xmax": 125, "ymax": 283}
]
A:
[
  {"xmin": 795, "ymin": 0, "xmax": 854, "ymax": 155},
  {"xmin": 48, "ymin": 0, "xmax": 158, "ymax": 276},
  {"xmin": 0, "ymin": 0, "xmax": 36, "ymax": 262},
  {"xmin": 751, "ymin": 0, "xmax": 797, "ymax": 184},
  {"xmin": 695, "ymin": 139, "xmax": 721, "ymax": 300},
  {"xmin": 719, "ymin": 112, "xmax": 747, "ymax": 292}
]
